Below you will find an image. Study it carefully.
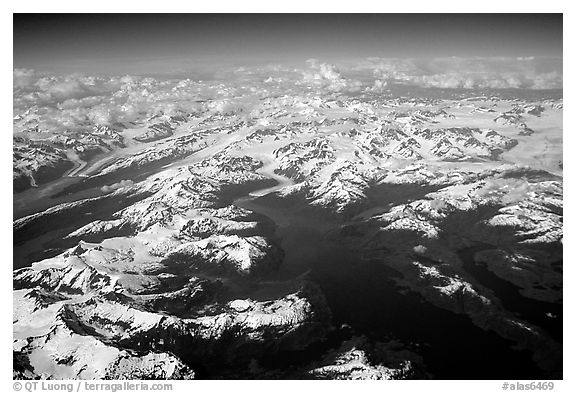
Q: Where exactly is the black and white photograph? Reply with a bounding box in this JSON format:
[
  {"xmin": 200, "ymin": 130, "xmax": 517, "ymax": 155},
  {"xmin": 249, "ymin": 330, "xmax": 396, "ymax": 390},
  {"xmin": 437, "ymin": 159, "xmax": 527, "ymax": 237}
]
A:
[{"xmin": 9, "ymin": 7, "xmax": 568, "ymax": 387}]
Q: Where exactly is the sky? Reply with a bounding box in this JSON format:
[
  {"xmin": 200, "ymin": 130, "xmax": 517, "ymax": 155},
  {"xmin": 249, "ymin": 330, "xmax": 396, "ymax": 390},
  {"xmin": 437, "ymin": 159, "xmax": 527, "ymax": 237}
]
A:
[{"xmin": 13, "ymin": 14, "xmax": 563, "ymax": 76}]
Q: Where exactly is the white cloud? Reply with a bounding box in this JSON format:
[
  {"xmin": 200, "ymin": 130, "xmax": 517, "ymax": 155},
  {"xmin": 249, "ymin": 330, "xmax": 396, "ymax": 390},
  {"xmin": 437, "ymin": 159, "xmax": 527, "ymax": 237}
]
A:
[
  {"xmin": 413, "ymin": 245, "xmax": 427, "ymax": 254},
  {"xmin": 301, "ymin": 59, "xmax": 363, "ymax": 93},
  {"xmin": 101, "ymin": 179, "xmax": 134, "ymax": 193},
  {"xmin": 364, "ymin": 79, "xmax": 389, "ymax": 93},
  {"xmin": 12, "ymin": 57, "xmax": 562, "ymax": 137},
  {"xmin": 352, "ymin": 57, "xmax": 562, "ymax": 90},
  {"xmin": 13, "ymin": 68, "xmax": 37, "ymax": 89},
  {"xmin": 208, "ymin": 99, "xmax": 246, "ymax": 115},
  {"xmin": 13, "ymin": 70, "xmax": 213, "ymax": 133},
  {"xmin": 400, "ymin": 71, "xmax": 561, "ymax": 90}
]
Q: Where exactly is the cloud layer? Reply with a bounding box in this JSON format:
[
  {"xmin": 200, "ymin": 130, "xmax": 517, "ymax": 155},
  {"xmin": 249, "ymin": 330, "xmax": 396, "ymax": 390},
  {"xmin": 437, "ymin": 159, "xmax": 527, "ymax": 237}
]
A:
[
  {"xmin": 13, "ymin": 57, "xmax": 562, "ymax": 136},
  {"xmin": 357, "ymin": 56, "xmax": 562, "ymax": 90},
  {"xmin": 13, "ymin": 70, "xmax": 219, "ymax": 133}
]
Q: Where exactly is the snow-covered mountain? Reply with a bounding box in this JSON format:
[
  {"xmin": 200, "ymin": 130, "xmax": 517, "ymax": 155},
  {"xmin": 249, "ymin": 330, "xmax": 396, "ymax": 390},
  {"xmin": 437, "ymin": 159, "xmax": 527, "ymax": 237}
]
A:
[{"xmin": 13, "ymin": 69, "xmax": 563, "ymax": 379}]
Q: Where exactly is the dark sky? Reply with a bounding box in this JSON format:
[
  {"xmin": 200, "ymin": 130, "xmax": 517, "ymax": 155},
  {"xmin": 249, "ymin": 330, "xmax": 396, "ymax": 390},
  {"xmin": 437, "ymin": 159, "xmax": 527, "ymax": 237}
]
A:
[{"xmin": 13, "ymin": 14, "xmax": 563, "ymax": 75}]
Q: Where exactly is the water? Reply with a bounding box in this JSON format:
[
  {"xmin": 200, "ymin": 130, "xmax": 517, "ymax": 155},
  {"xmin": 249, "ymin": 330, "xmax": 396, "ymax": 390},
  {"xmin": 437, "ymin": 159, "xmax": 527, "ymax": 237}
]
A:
[
  {"xmin": 458, "ymin": 245, "xmax": 562, "ymax": 343},
  {"xmin": 234, "ymin": 190, "xmax": 553, "ymax": 379},
  {"xmin": 14, "ymin": 165, "xmax": 561, "ymax": 378}
]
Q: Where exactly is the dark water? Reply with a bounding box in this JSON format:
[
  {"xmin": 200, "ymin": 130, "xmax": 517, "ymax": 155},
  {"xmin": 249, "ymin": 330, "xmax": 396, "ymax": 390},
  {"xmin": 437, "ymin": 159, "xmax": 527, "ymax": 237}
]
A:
[
  {"xmin": 13, "ymin": 176, "xmax": 95, "ymax": 220},
  {"xmin": 14, "ymin": 162, "xmax": 561, "ymax": 378},
  {"xmin": 13, "ymin": 190, "xmax": 153, "ymax": 270},
  {"xmin": 459, "ymin": 245, "xmax": 563, "ymax": 343},
  {"xmin": 236, "ymin": 194, "xmax": 552, "ymax": 379}
]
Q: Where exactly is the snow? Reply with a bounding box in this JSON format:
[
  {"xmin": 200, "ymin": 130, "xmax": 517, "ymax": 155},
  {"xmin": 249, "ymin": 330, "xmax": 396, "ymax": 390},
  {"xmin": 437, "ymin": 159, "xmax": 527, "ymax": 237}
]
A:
[{"xmin": 13, "ymin": 67, "xmax": 562, "ymax": 379}]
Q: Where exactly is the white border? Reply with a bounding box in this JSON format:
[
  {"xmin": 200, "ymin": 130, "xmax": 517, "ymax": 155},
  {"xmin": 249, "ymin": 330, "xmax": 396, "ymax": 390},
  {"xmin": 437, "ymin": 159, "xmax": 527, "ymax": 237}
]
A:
[{"xmin": 3, "ymin": 3, "xmax": 572, "ymax": 392}]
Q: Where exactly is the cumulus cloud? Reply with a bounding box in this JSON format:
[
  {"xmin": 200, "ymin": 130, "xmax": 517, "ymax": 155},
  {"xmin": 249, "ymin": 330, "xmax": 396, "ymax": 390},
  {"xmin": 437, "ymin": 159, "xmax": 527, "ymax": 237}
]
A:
[
  {"xmin": 14, "ymin": 70, "xmax": 123, "ymax": 107},
  {"xmin": 12, "ymin": 57, "xmax": 562, "ymax": 138},
  {"xmin": 413, "ymin": 245, "xmax": 428, "ymax": 254},
  {"xmin": 13, "ymin": 70, "xmax": 211, "ymax": 133},
  {"xmin": 304, "ymin": 59, "xmax": 342, "ymax": 81},
  {"xmin": 365, "ymin": 79, "xmax": 389, "ymax": 93},
  {"xmin": 101, "ymin": 179, "xmax": 134, "ymax": 193},
  {"xmin": 208, "ymin": 99, "xmax": 246, "ymax": 115},
  {"xmin": 301, "ymin": 59, "xmax": 363, "ymax": 93}
]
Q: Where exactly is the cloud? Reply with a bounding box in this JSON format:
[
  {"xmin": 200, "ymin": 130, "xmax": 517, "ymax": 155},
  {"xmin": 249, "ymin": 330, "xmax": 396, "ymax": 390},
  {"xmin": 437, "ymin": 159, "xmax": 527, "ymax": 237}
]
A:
[
  {"xmin": 13, "ymin": 68, "xmax": 37, "ymax": 89},
  {"xmin": 353, "ymin": 57, "xmax": 562, "ymax": 90},
  {"xmin": 101, "ymin": 179, "xmax": 134, "ymax": 193},
  {"xmin": 12, "ymin": 57, "xmax": 562, "ymax": 137},
  {"xmin": 529, "ymin": 72, "xmax": 563, "ymax": 90},
  {"xmin": 399, "ymin": 71, "xmax": 561, "ymax": 90},
  {"xmin": 13, "ymin": 71, "xmax": 124, "ymax": 111},
  {"xmin": 413, "ymin": 245, "xmax": 427, "ymax": 254},
  {"xmin": 13, "ymin": 70, "xmax": 212, "ymax": 133},
  {"xmin": 301, "ymin": 59, "xmax": 363, "ymax": 93},
  {"xmin": 304, "ymin": 59, "xmax": 342, "ymax": 81},
  {"xmin": 364, "ymin": 79, "xmax": 389, "ymax": 93},
  {"xmin": 208, "ymin": 99, "xmax": 246, "ymax": 115}
]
